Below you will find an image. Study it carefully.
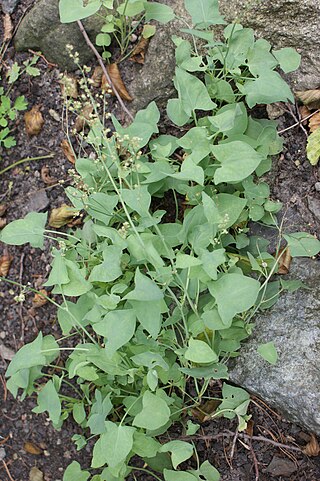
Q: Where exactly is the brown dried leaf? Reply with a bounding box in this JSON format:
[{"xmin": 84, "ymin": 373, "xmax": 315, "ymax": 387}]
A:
[
  {"xmin": 0, "ymin": 253, "xmax": 13, "ymax": 277},
  {"xmin": 299, "ymin": 105, "xmax": 311, "ymax": 125},
  {"xmin": 0, "ymin": 204, "xmax": 7, "ymax": 217},
  {"xmin": 29, "ymin": 466, "xmax": 44, "ymax": 481},
  {"xmin": 60, "ymin": 74, "xmax": 78, "ymax": 99},
  {"xmin": 91, "ymin": 65, "xmax": 103, "ymax": 87},
  {"xmin": 24, "ymin": 441, "xmax": 43, "ymax": 455},
  {"xmin": 296, "ymin": 90, "xmax": 320, "ymax": 110},
  {"xmin": 41, "ymin": 165, "xmax": 57, "ymax": 185},
  {"xmin": 32, "ymin": 289, "xmax": 48, "ymax": 308},
  {"xmin": 245, "ymin": 419, "xmax": 254, "ymax": 438},
  {"xmin": 3, "ymin": 13, "xmax": 13, "ymax": 42},
  {"xmin": 24, "ymin": 106, "xmax": 44, "ymax": 136},
  {"xmin": 129, "ymin": 37, "xmax": 150, "ymax": 64},
  {"xmin": 74, "ymin": 104, "xmax": 94, "ymax": 132},
  {"xmin": 303, "ymin": 434, "xmax": 320, "ymax": 457},
  {"xmin": 192, "ymin": 399, "xmax": 221, "ymax": 423},
  {"xmin": 0, "ymin": 218, "xmax": 7, "ymax": 229},
  {"xmin": 102, "ymin": 64, "xmax": 133, "ymax": 102},
  {"xmin": 49, "ymin": 204, "xmax": 78, "ymax": 228},
  {"xmin": 61, "ymin": 139, "xmax": 76, "ymax": 164},
  {"xmin": 309, "ymin": 112, "xmax": 320, "ymax": 133},
  {"xmin": 277, "ymin": 247, "xmax": 292, "ymax": 275}
]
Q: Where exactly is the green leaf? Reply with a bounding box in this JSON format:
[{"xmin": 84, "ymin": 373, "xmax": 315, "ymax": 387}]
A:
[
  {"xmin": 174, "ymin": 67, "xmax": 216, "ymax": 117},
  {"xmin": 142, "ymin": 24, "xmax": 156, "ymax": 38},
  {"xmin": 89, "ymin": 246, "xmax": 122, "ymax": 283},
  {"xmin": 122, "ymin": 185, "xmax": 151, "ymax": 216},
  {"xmin": 6, "ymin": 333, "xmax": 45, "ymax": 378},
  {"xmin": 0, "ymin": 212, "xmax": 47, "ymax": 248},
  {"xmin": 87, "ymin": 391, "xmax": 113, "ymax": 435},
  {"xmin": 124, "ymin": 268, "xmax": 163, "ymax": 301},
  {"xmin": 186, "ymin": 420, "xmax": 200, "ymax": 435},
  {"xmin": 199, "ymin": 460, "xmax": 220, "ymax": 481},
  {"xmin": 59, "ymin": 0, "xmax": 101, "ymax": 23},
  {"xmin": 209, "ymin": 273, "xmax": 260, "ymax": 325},
  {"xmin": 212, "ymin": 141, "xmax": 264, "ymax": 184},
  {"xmin": 284, "ymin": 232, "xmax": 320, "ymax": 257},
  {"xmin": 14, "ymin": 95, "xmax": 28, "ymax": 111},
  {"xmin": 240, "ymin": 71, "xmax": 294, "ymax": 108},
  {"xmin": 144, "ymin": 2, "xmax": 175, "ymax": 23},
  {"xmin": 167, "ymin": 98, "xmax": 190, "ymax": 126},
  {"xmin": 73, "ymin": 402, "xmax": 86, "ymax": 424},
  {"xmin": 63, "ymin": 462, "xmax": 90, "ymax": 481},
  {"xmin": 133, "ymin": 432, "xmax": 161, "ymax": 458},
  {"xmin": 273, "ymin": 47, "xmax": 301, "ymax": 73},
  {"xmin": 164, "ymin": 470, "xmax": 197, "ymax": 481},
  {"xmin": 200, "ymin": 249, "xmax": 226, "ymax": 280},
  {"xmin": 92, "ymin": 422, "xmax": 135, "ymax": 468},
  {"xmin": 185, "ymin": 338, "xmax": 218, "ymax": 364},
  {"xmin": 160, "ymin": 441, "xmax": 193, "ymax": 469},
  {"xmin": 218, "ymin": 383, "xmax": 250, "ymax": 419},
  {"xmin": 33, "ymin": 380, "xmax": 61, "ymax": 425},
  {"xmin": 133, "ymin": 391, "xmax": 170, "ymax": 430},
  {"xmin": 257, "ymin": 342, "xmax": 278, "ymax": 365},
  {"xmin": 129, "ymin": 299, "xmax": 164, "ymax": 337},
  {"xmin": 184, "ymin": 0, "xmax": 225, "ymax": 27},
  {"xmin": 44, "ymin": 250, "xmax": 69, "ymax": 286},
  {"xmin": 54, "ymin": 260, "xmax": 92, "ymax": 297},
  {"xmin": 176, "ymin": 253, "xmax": 202, "ymax": 269},
  {"xmin": 93, "ymin": 309, "xmax": 136, "ymax": 357},
  {"xmin": 96, "ymin": 33, "xmax": 111, "ymax": 47},
  {"xmin": 306, "ymin": 128, "xmax": 320, "ymax": 165},
  {"xmin": 117, "ymin": 0, "xmax": 144, "ymax": 16}
]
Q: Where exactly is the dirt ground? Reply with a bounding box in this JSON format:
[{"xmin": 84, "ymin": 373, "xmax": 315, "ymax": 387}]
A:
[{"xmin": 1, "ymin": 2, "xmax": 320, "ymax": 481}]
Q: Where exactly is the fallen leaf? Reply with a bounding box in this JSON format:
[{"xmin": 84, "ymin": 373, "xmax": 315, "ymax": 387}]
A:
[
  {"xmin": 142, "ymin": 24, "xmax": 156, "ymax": 39},
  {"xmin": 24, "ymin": 441, "xmax": 43, "ymax": 455},
  {"xmin": 0, "ymin": 219, "xmax": 7, "ymax": 229},
  {"xmin": 32, "ymin": 289, "xmax": 48, "ymax": 308},
  {"xmin": 0, "ymin": 253, "xmax": 13, "ymax": 277},
  {"xmin": 296, "ymin": 90, "xmax": 320, "ymax": 110},
  {"xmin": 192, "ymin": 399, "xmax": 221, "ymax": 423},
  {"xmin": 129, "ymin": 37, "xmax": 150, "ymax": 64},
  {"xmin": 245, "ymin": 419, "xmax": 254, "ymax": 438},
  {"xmin": 3, "ymin": 13, "xmax": 13, "ymax": 42},
  {"xmin": 91, "ymin": 65, "xmax": 103, "ymax": 87},
  {"xmin": 60, "ymin": 74, "xmax": 78, "ymax": 99},
  {"xmin": 29, "ymin": 466, "xmax": 44, "ymax": 481},
  {"xmin": 61, "ymin": 139, "xmax": 76, "ymax": 164},
  {"xmin": 299, "ymin": 105, "xmax": 310, "ymax": 125},
  {"xmin": 49, "ymin": 204, "xmax": 79, "ymax": 228},
  {"xmin": 0, "ymin": 204, "xmax": 7, "ymax": 217},
  {"xmin": 41, "ymin": 165, "xmax": 57, "ymax": 185},
  {"xmin": 306, "ymin": 127, "xmax": 320, "ymax": 165},
  {"xmin": 303, "ymin": 434, "xmax": 320, "ymax": 456},
  {"xmin": 309, "ymin": 112, "xmax": 320, "ymax": 133},
  {"xmin": 0, "ymin": 343, "xmax": 15, "ymax": 361},
  {"xmin": 74, "ymin": 103, "xmax": 94, "ymax": 132},
  {"xmin": 277, "ymin": 247, "xmax": 292, "ymax": 275},
  {"xmin": 24, "ymin": 105, "xmax": 44, "ymax": 136},
  {"xmin": 102, "ymin": 64, "xmax": 133, "ymax": 101}
]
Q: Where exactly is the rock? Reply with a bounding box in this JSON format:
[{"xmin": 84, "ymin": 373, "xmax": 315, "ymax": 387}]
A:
[
  {"xmin": 308, "ymin": 196, "xmax": 320, "ymax": 222},
  {"xmin": 19, "ymin": 190, "xmax": 50, "ymax": 216},
  {"xmin": 129, "ymin": 0, "xmax": 190, "ymax": 115},
  {"xmin": 14, "ymin": 0, "xmax": 108, "ymax": 70},
  {"xmin": 219, "ymin": 0, "xmax": 320, "ymax": 90},
  {"xmin": 315, "ymin": 182, "xmax": 320, "ymax": 193},
  {"xmin": 0, "ymin": 0, "xmax": 20, "ymax": 14},
  {"xmin": 265, "ymin": 456, "xmax": 297, "ymax": 477},
  {"xmin": 0, "ymin": 447, "xmax": 6, "ymax": 461},
  {"xmin": 0, "ymin": 342, "xmax": 15, "ymax": 360},
  {"xmin": 229, "ymin": 258, "xmax": 320, "ymax": 435}
]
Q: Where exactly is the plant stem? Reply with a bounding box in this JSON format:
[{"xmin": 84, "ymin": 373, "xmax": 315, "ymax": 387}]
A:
[{"xmin": 0, "ymin": 153, "xmax": 55, "ymax": 176}]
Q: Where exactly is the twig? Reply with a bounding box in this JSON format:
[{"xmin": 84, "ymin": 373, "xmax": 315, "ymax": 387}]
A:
[
  {"xmin": 278, "ymin": 109, "xmax": 320, "ymax": 134},
  {"xmin": 0, "ymin": 374, "xmax": 7, "ymax": 402},
  {"xmin": 0, "ymin": 153, "xmax": 55, "ymax": 176},
  {"xmin": 250, "ymin": 442, "xmax": 260, "ymax": 481},
  {"xmin": 2, "ymin": 460, "xmax": 15, "ymax": 481},
  {"xmin": 230, "ymin": 428, "xmax": 239, "ymax": 461},
  {"xmin": 76, "ymin": 20, "xmax": 134, "ymax": 121},
  {"xmin": 19, "ymin": 253, "xmax": 25, "ymax": 342},
  {"xmin": 28, "ymin": 49, "xmax": 58, "ymax": 68}
]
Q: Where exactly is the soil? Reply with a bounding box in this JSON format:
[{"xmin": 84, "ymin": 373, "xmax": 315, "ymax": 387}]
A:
[{"xmin": 1, "ymin": 2, "xmax": 320, "ymax": 481}]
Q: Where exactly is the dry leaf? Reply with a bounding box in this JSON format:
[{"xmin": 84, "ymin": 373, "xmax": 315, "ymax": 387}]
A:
[
  {"xmin": 91, "ymin": 65, "xmax": 103, "ymax": 87},
  {"xmin": 60, "ymin": 74, "xmax": 78, "ymax": 99},
  {"xmin": 61, "ymin": 139, "xmax": 76, "ymax": 164},
  {"xmin": 49, "ymin": 204, "xmax": 78, "ymax": 228},
  {"xmin": 303, "ymin": 434, "xmax": 320, "ymax": 456},
  {"xmin": 24, "ymin": 441, "xmax": 43, "ymax": 455},
  {"xmin": 277, "ymin": 247, "xmax": 292, "ymax": 275},
  {"xmin": 309, "ymin": 112, "xmax": 320, "ymax": 133},
  {"xmin": 245, "ymin": 419, "xmax": 254, "ymax": 438},
  {"xmin": 32, "ymin": 289, "xmax": 48, "ymax": 308},
  {"xmin": 0, "ymin": 218, "xmax": 7, "ymax": 229},
  {"xmin": 192, "ymin": 399, "xmax": 221, "ymax": 423},
  {"xmin": 74, "ymin": 104, "xmax": 94, "ymax": 132},
  {"xmin": 129, "ymin": 37, "xmax": 150, "ymax": 64},
  {"xmin": 41, "ymin": 165, "xmax": 57, "ymax": 185},
  {"xmin": 24, "ymin": 106, "xmax": 44, "ymax": 136},
  {"xmin": 307, "ymin": 127, "xmax": 320, "ymax": 165},
  {"xmin": 296, "ymin": 90, "xmax": 320, "ymax": 110},
  {"xmin": 102, "ymin": 64, "xmax": 133, "ymax": 101},
  {"xmin": 0, "ymin": 253, "xmax": 13, "ymax": 277},
  {"xmin": 266, "ymin": 103, "xmax": 285, "ymax": 120},
  {"xmin": 3, "ymin": 13, "xmax": 13, "ymax": 42},
  {"xmin": 299, "ymin": 105, "xmax": 310, "ymax": 125},
  {"xmin": 29, "ymin": 467, "xmax": 44, "ymax": 481},
  {"xmin": 0, "ymin": 204, "xmax": 7, "ymax": 217}
]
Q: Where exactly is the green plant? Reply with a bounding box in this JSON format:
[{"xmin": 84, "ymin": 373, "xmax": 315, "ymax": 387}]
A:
[
  {"xmin": 1, "ymin": 1, "xmax": 320, "ymax": 480},
  {"xmin": 59, "ymin": 0, "xmax": 175, "ymax": 60}
]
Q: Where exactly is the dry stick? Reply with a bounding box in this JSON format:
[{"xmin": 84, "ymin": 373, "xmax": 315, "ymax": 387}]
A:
[
  {"xmin": 2, "ymin": 460, "xmax": 15, "ymax": 481},
  {"xmin": 278, "ymin": 109, "xmax": 320, "ymax": 134},
  {"xmin": 19, "ymin": 253, "xmax": 25, "ymax": 342},
  {"xmin": 76, "ymin": 20, "xmax": 134, "ymax": 121}
]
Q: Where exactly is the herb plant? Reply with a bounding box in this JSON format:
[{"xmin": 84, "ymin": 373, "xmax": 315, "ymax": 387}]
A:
[{"xmin": 1, "ymin": 1, "xmax": 320, "ymax": 480}]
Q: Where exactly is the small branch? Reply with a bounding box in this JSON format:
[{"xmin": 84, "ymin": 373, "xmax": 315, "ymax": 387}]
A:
[
  {"xmin": 2, "ymin": 460, "xmax": 15, "ymax": 481},
  {"xmin": 19, "ymin": 253, "xmax": 25, "ymax": 342},
  {"xmin": 76, "ymin": 20, "xmax": 134, "ymax": 121},
  {"xmin": 278, "ymin": 109, "xmax": 320, "ymax": 134}
]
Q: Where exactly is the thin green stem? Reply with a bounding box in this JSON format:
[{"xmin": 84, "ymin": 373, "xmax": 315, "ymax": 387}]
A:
[{"xmin": 0, "ymin": 154, "xmax": 55, "ymax": 176}]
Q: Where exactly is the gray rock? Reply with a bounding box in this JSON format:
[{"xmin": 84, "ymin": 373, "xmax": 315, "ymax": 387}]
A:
[
  {"xmin": 1, "ymin": 0, "xmax": 20, "ymax": 14},
  {"xmin": 308, "ymin": 196, "xmax": 320, "ymax": 222},
  {"xmin": 219, "ymin": 0, "xmax": 320, "ymax": 90},
  {"xmin": 229, "ymin": 258, "xmax": 320, "ymax": 435},
  {"xmin": 14, "ymin": 0, "xmax": 108, "ymax": 70},
  {"xmin": 19, "ymin": 190, "xmax": 50, "ymax": 216}
]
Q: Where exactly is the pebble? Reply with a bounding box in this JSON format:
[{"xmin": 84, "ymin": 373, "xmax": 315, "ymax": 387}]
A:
[
  {"xmin": 21, "ymin": 190, "xmax": 50, "ymax": 215},
  {"xmin": 315, "ymin": 182, "xmax": 320, "ymax": 192},
  {"xmin": 0, "ymin": 448, "xmax": 6, "ymax": 461},
  {"xmin": 0, "ymin": 0, "xmax": 20, "ymax": 14}
]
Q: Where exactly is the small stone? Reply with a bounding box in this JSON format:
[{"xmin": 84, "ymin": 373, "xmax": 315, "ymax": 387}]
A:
[
  {"xmin": 314, "ymin": 182, "xmax": 320, "ymax": 192},
  {"xmin": 0, "ymin": 448, "xmax": 6, "ymax": 461},
  {"xmin": 48, "ymin": 109, "xmax": 60, "ymax": 122},
  {"xmin": 308, "ymin": 196, "xmax": 320, "ymax": 221},
  {"xmin": 265, "ymin": 456, "xmax": 297, "ymax": 477},
  {"xmin": 0, "ymin": 343, "xmax": 15, "ymax": 360},
  {"xmin": 0, "ymin": 0, "xmax": 20, "ymax": 14},
  {"xmin": 21, "ymin": 190, "xmax": 50, "ymax": 215}
]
